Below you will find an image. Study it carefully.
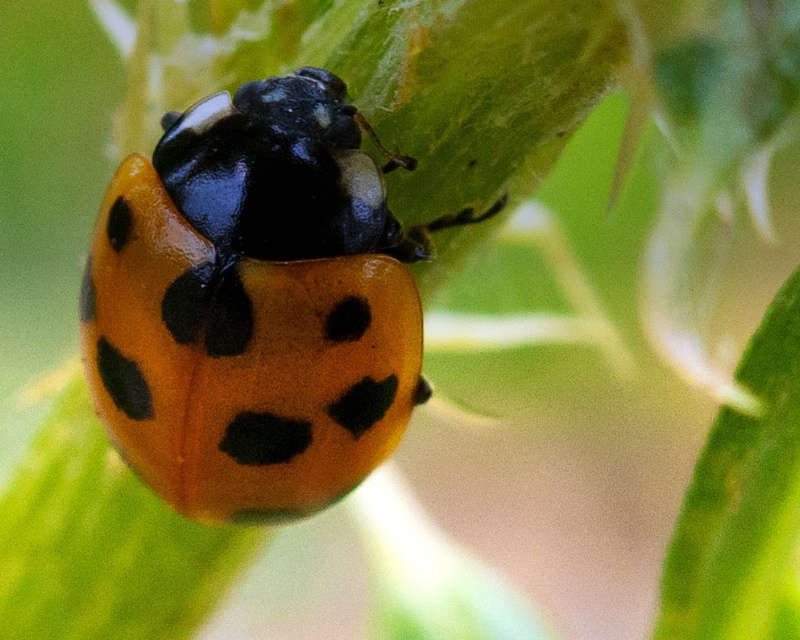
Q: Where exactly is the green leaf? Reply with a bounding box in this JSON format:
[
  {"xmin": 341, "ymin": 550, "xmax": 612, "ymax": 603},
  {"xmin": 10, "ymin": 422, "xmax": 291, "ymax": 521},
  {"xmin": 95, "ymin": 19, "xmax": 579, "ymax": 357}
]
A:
[
  {"xmin": 653, "ymin": 264, "xmax": 800, "ymax": 640},
  {"xmin": 298, "ymin": 0, "xmax": 628, "ymax": 294},
  {"xmin": 768, "ymin": 582, "xmax": 800, "ymax": 640},
  {"xmin": 0, "ymin": 374, "xmax": 268, "ymax": 640},
  {"xmin": 350, "ymin": 467, "xmax": 556, "ymax": 640},
  {"xmin": 630, "ymin": 1, "xmax": 800, "ymax": 411},
  {"xmin": 372, "ymin": 557, "xmax": 554, "ymax": 640}
]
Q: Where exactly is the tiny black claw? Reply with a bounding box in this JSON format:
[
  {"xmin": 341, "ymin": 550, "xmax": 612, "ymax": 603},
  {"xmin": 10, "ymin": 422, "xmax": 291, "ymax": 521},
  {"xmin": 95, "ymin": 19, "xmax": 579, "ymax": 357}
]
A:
[
  {"xmin": 160, "ymin": 110, "xmax": 182, "ymax": 132},
  {"xmin": 413, "ymin": 376, "xmax": 433, "ymax": 405}
]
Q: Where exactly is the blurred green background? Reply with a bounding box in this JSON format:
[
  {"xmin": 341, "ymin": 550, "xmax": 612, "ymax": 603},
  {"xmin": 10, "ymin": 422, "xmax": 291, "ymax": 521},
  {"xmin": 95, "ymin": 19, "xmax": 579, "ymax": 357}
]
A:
[
  {"xmin": 1, "ymin": 0, "xmax": 121, "ymax": 459},
  {"xmin": 3, "ymin": 2, "xmax": 800, "ymax": 639}
]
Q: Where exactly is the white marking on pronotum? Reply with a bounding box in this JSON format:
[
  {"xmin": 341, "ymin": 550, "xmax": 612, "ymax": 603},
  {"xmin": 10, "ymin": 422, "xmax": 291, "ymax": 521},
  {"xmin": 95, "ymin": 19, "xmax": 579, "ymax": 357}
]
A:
[{"xmin": 157, "ymin": 92, "xmax": 236, "ymax": 150}]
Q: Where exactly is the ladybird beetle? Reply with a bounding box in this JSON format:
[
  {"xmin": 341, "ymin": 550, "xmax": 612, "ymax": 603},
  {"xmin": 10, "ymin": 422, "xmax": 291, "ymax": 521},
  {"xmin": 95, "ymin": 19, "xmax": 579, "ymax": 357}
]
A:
[{"xmin": 80, "ymin": 67, "xmax": 505, "ymax": 524}]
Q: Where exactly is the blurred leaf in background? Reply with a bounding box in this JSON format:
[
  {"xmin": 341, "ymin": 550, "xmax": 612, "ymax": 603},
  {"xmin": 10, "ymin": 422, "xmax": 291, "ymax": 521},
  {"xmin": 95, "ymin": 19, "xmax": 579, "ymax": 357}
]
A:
[
  {"xmin": 2, "ymin": 1, "xmax": 800, "ymax": 639},
  {"xmin": 0, "ymin": 0, "xmax": 123, "ymax": 466}
]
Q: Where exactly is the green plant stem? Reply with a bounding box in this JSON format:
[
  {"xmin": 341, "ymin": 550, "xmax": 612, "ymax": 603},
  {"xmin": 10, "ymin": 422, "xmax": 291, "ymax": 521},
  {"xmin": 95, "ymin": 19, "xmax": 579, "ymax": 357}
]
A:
[{"xmin": 0, "ymin": 376, "xmax": 268, "ymax": 640}]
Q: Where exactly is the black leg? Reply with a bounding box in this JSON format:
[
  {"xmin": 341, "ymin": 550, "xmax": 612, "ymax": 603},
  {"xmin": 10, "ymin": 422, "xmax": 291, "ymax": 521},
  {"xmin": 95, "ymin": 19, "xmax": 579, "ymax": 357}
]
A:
[
  {"xmin": 386, "ymin": 227, "xmax": 434, "ymax": 263},
  {"xmin": 390, "ymin": 194, "xmax": 509, "ymax": 263},
  {"xmin": 413, "ymin": 376, "xmax": 433, "ymax": 405},
  {"xmin": 426, "ymin": 194, "xmax": 509, "ymax": 233}
]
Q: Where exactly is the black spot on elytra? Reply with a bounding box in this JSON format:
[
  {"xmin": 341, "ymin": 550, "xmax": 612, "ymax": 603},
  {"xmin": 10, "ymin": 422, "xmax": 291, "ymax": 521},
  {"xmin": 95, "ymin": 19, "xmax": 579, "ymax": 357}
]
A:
[
  {"xmin": 413, "ymin": 376, "xmax": 433, "ymax": 405},
  {"xmin": 325, "ymin": 296, "xmax": 371, "ymax": 342},
  {"xmin": 205, "ymin": 265, "xmax": 253, "ymax": 357},
  {"xmin": 96, "ymin": 337, "xmax": 154, "ymax": 420},
  {"xmin": 161, "ymin": 262, "xmax": 215, "ymax": 344},
  {"xmin": 220, "ymin": 411, "xmax": 312, "ymax": 465},
  {"xmin": 229, "ymin": 508, "xmax": 307, "ymax": 525},
  {"xmin": 328, "ymin": 374, "xmax": 398, "ymax": 439},
  {"xmin": 229, "ymin": 479, "xmax": 363, "ymax": 524},
  {"xmin": 79, "ymin": 261, "xmax": 96, "ymax": 323},
  {"xmin": 107, "ymin": 196, "xmax": 133, "ymax": 252}
]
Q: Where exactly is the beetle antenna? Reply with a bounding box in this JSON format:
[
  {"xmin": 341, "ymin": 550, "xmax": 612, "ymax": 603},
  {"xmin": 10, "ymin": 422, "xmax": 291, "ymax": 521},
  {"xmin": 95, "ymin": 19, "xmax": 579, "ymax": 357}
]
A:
[{"xmin": 354, "ymin": 112, "xmax": 418, "ymax": 173}]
